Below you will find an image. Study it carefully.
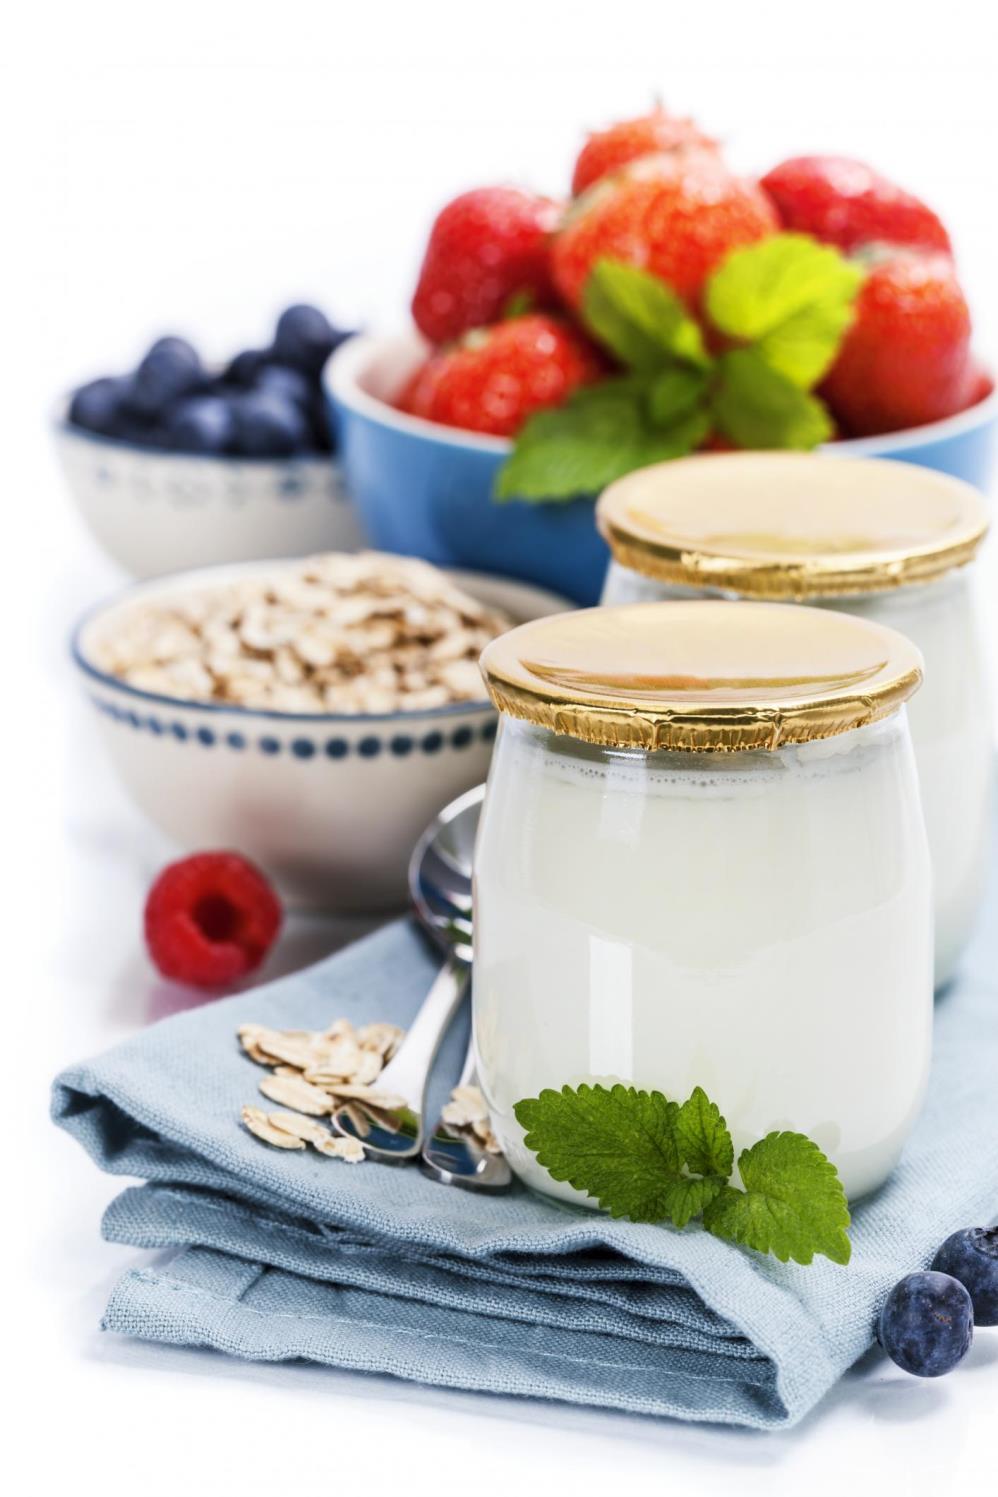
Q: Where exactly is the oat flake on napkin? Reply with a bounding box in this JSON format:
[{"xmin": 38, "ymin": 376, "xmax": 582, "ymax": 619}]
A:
[{"xmin": 52, "ymin": 872, "xmax": 998, "ymax": 1429}]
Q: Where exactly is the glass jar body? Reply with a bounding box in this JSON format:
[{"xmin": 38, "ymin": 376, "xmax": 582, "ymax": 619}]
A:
[
  {"xmin": 601, "ymin": 562, "xmax": 992, "ymax": 986},
  {"xmin": 473, "ymin": 713, "xmax": 933, "ymax": 1204}
]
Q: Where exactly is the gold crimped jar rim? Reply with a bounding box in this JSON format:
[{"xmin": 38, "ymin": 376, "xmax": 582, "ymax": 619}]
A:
[
  {"xmin": 480, "ymin": 601, "xmax": 923, "ymax": 753},
  {"xmin": 596, "ymin": 452, "xmax": 989, "ymax": 599}
]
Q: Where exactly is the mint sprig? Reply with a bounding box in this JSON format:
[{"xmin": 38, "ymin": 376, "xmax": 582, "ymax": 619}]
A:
[
  {"xmin": 705, "ymin": 233, "xmax": 864, "ymax": 388},
  {"xmin": 495, "ymin": 379, "xmax": 710, "ymax": 502},
  {"xmin": 582, "ymin": 259, "xmax": 710, "ymax": 373},
  {"xmin": 513, "ymin": 1082, "xmax": 851, "ymax": 1266},
  {"xmin": 713, "ymin": 350, "xmax": 833, "ymax": 450},
  {"xmin": 496, "ymin": 234, "xmax": 862, "ymax": 503}
]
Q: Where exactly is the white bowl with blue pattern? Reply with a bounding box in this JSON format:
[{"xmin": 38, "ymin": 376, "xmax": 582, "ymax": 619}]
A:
[
  {"xmin": 54, "ymin": 404, "xmax": 367, "ymax": 579},
  {"xmin": 72, "ymin": 560, "xmax": 570, "ymax": 911}
]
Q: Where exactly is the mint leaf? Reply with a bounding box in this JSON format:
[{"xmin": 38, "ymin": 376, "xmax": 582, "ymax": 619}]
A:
[
  {"xmin": 513, "ymin": 1083, "xmax": 686, "ymax": 1221},
  {"xmin": 659, "ymin": 1173, "xmax": 727, "ymax": 1230},
  {"xmin": 583, "ymin": 259, "xmax": 710, "ymax": 372},
  {"xmin": 712, "ymin": 350, "xmax": 833, "ymax": 450},
  {"xmin": 647, "ymin": 365, "xmax": 710, "ymax": 425},
  {"xmin": 496, "ymin": 379, "xmax": 710, "ymax": 502},
  {"xmin": 703, "ymin": 1132, "xmax": 852, "ymax": 1266},
  {"xmin": 676, "ymin": 1086, "xmax": 734, "ymax": 1179},
  {"xmin": 705, "ymin": 234, "xmax": 863, "ymax": 387}
]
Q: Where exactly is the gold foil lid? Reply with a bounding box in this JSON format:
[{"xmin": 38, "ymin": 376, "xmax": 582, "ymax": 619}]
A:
[
  {"xmin": 597, "ymin": 452, "xmax": 989, "ymax": 598},
  {"xmin": 480, "ymin": 601, "xmax": 923, "ymax": 752}
]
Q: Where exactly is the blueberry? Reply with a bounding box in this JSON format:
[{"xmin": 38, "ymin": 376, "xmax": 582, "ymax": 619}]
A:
[
  {"xmin": 310, "ymin": 395, "xmax": 334, "ymax": 453},
  {"xmin": 255, "ymin": 363, "xmax": 313, "ymax": 409},
  {"xmin": 931, "ymin": 1228, "xmax": 998, "ymax": 1326},
  {"xmin": 878, "ymin": 1271, "xmax": 973, "ymax": 1377},
  {"xmin": 271, "ymin": 303, "xmax": 344, "ymax": 377},
  {"xmin": 127, "ymin": 335, "xmax": 203, "ymax": 417},
  {"xmin": 256, "ymin": 366, "xmax": 328, "ymax": 452},
  {"xmin": 68, "ymin": 376, "xmax": 128, "ymax": 436},
  {"xmin": 165, "ymin": 395, "xmax": 236, "ymax": 454},
  {"xmin": 230, "ymin": 390, "xmax": 310, "ymax": 457},
  {"xmin": 223, "ymin": 347, "xmax": 271, "ymax": 387}
]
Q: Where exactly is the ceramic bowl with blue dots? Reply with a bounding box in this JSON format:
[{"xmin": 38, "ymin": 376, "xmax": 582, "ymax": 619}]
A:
[
  {"xmin": 71, "ymin": 560, "xmax": 570, "ymax": 911},
  {"xmin": 54, "ymin": 400, "xmax": 367, "ymax": 580}
]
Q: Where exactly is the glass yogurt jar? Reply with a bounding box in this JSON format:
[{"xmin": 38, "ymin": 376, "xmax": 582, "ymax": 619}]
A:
[
  {"xmin": 598, "ymin": 453, "xmax": 991, "ymax": 987},
  {"xmin": 475, "ymin": 602, "xmax": 932, "ymax": 1204}
]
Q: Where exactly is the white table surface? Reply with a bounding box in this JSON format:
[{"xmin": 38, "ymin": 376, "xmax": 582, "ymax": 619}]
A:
[
  {"xmin": 10, "ymin": 5, "xmax": 998, "ymax": 1489},
  {"xmin": 13, "ymin": 476, "xmax": 995, "ymax": 1497}
]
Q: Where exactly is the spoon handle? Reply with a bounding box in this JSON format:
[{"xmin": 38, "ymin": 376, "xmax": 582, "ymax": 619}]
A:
[{"xmin": 378, "ymin": 960, "xmax": 468, "ymax": 1112}]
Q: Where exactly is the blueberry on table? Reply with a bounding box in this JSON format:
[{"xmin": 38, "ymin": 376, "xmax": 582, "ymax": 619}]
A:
[
  {"xmin": 271, "ymin": 303, "xmax": 344, "ymax": 376},
  {"xmin": 878, "ymin": 1270, "xmax": 973, "ymax": 1376},
  {"xmin": 931, "ymin": 1228, "xmax": 998, "ymax": 1326},
  {"xmin": 68, "ymin": 376, "xmax": 128, "ymax": 436},
  {"xmin": 166, "ymin": 395, "xmax": 236, "ymax": 454},
  {"xmin": 127, "ymin": 335, "xmax": 203, "ymax": 417},
  {"xmin": 230, "ymin": 390, "xmax": 310, "ymax": 457}
]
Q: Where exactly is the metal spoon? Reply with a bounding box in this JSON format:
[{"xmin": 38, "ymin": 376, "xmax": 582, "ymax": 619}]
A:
[
  {"xmin": 326, "ymin": 786, "xmax": 481, "ymax": 1165},
  {"xmin": 411, "ymin": 788, "xmax": 511, "ymax": 1191}
]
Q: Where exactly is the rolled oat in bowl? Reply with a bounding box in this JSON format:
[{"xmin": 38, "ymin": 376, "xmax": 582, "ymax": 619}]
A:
[{"xmin": 91, "ymin": 551, "xmax": 512, "ymax": 714}]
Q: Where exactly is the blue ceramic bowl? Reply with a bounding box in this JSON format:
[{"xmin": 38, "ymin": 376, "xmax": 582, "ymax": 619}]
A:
[{"xmin": 327, "ymin": 332, "xmax": 997, "ymax": 607}]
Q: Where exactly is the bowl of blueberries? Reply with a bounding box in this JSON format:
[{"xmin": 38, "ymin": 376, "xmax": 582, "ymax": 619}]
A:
[{"xmin": 56, "ymin": 304, "xmax": 367, "ymax": 578}]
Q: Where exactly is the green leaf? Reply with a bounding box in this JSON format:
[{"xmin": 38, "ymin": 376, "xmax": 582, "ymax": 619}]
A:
[
  {"xmin": 705, "ymin": 234, "xmax": 863, "ymax": 387},
  {"xmin": 711, "ymin": 349, "xmax": 833, "ymax": 451},
  {"xmin": 702, "ymin": 1133, "xmax": 852, "ymax": 1266},
  {"xmin": 514, "ymin": 1083, "xmax": 686, "ymax": 1221},
  {"xmin": 676, "ymin": 1086, "xmax": 734, "ymax": 1179},
  {"xmin": 583, "ymin": 259, "xmax": 711, "ymax": 372},
  {"xmin": 647, "ymin": 365, "xmax": 710, "ymax": 425},
  {"xmin": 658, "ymin": 1173, "xmax": 727, "ymax": 1230},
  {"xmin": 495, "ymin": 379, "xmax": 710, "ymax": 503}
]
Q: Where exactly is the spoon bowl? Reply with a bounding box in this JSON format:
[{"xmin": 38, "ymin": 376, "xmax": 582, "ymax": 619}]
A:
[{"xmin": 407, "ymin": 785, "xmax": 511, "ymax": 1192}]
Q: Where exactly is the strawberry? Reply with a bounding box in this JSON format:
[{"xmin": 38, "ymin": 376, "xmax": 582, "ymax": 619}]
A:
[
  {"xmin": 956, "ymin": 358, "xmax": 994, "ymax": 411},
  {"xmin": 821, "ymin": 249, "xmax": 972, "ymax": 436},
  {"xmin": 398, "ymin": 314, "xmax": 603, "ymax": 438},
  {"xmin": 761, "ymin": 156, "xmax": 951, "ymax": 255},
  {"xmin": 571, "ymin": 106, "xmax": 716, "ymax": 196},
  {"xmin": 552, "ymin": 153, "xmax": 777, "ymax": 311},
  {"xmin": 411, "ymin": 187, "xmax": 561, "ymax": 345},
  {"xmin": 395, "ymin": 353, "xmax": 447, "ymax": 420}
]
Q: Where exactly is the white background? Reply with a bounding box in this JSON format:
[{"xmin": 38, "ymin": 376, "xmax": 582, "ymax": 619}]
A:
[{"xmin": 6, "ymin": 3, "xmax": 998, "ymax": 1492}]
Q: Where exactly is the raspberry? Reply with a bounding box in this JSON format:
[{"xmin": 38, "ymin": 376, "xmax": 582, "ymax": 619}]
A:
[{"xmin": 144, "ymin": 851, "xmax": 282, "ymax": 987}]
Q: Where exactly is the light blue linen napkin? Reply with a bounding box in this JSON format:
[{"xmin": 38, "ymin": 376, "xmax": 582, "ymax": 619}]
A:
[{"xmin": 52, "ymin": 893, "xmax": 998, "ymax": 1430}]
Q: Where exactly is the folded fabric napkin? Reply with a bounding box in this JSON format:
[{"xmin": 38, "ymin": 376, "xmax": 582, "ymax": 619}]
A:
[{"xmin": 53, "ymin": 891, "xmax": 998, "ymax": 1430}]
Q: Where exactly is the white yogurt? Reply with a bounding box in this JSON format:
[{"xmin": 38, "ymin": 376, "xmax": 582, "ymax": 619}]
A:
[
  {"xmin": 599, "ymin": 456, "xmax": 992, "ymax": 986},
  {"xmin": 475, "ymin": 713, "xmax": 932, "ymax": 1204}
]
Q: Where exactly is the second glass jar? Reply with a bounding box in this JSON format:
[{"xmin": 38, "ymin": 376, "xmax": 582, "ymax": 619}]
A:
[{"xmin": 598, "ymin": 452, "xmax": 992, "ymax": 987}]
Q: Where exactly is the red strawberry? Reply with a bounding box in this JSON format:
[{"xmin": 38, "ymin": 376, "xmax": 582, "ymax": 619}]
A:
[
  {"xmin": 761, "ymin": 156, "xmax": 951, "ymax": 255},
  {"xmin": 571, "ymin": 106, "xmax": 716, "ymax": 196},
  {"xmin": 395, "ymin": 353, "xmax": 446, "ymax": 419},
  {"xmin": 552, "ymin": 153, "xmax": 777, "ymax": 311},
  {"xmin": 411, "ymin": 187, "xmax": 561, "ymax": 345},
  {"xmin": 958, "ymin": 358, "xmax": 994, "ymax": 411},
  {"xmin": 403, "ymin": 314, "xmax": 603, "ymax": 438},
  {"xmin": 822, "ymin": 250, "xmax": 972, "ymax": 436}
]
